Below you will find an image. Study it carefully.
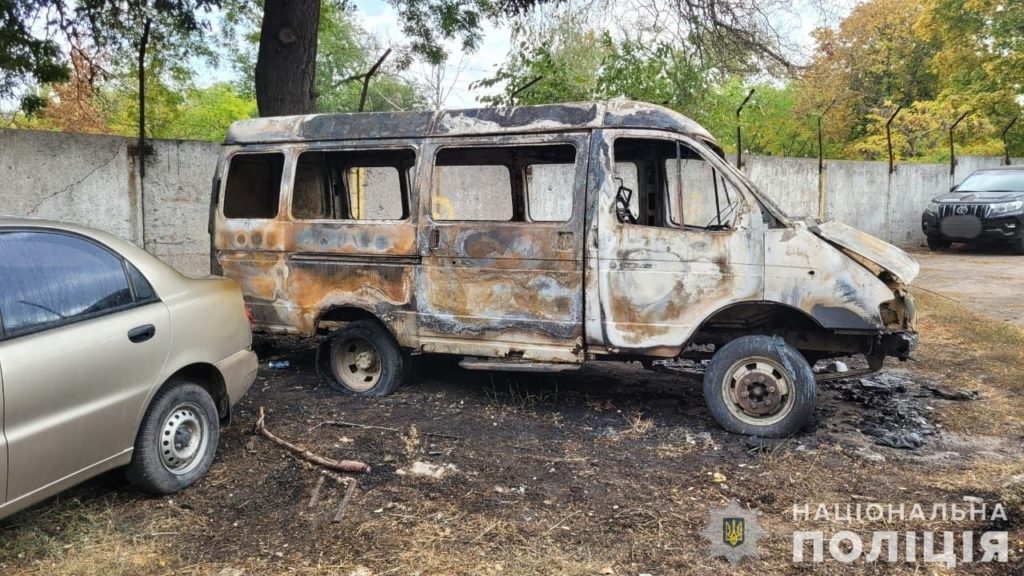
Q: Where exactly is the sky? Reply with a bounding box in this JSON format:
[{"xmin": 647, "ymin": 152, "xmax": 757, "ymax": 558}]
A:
[
  {"xmin": 350, "ymin": 0, "xmax": 857, "ymax": 108},
  {"xmin": 353, "ymin": 0, "xmax": 514, "ymax": 107}
]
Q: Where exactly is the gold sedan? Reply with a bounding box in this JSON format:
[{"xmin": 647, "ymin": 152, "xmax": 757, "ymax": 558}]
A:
[{"xmin": 0, "ymin": 218, "xmax": 257, "ymax": 520}]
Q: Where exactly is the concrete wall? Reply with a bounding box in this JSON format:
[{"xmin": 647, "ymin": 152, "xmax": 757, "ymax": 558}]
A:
[
  {"xmin": 0, "ymin": 129, "xmax": 219, "ymax": 277},
  {"xmin": 740, "ymin": 153, "xmax": 1024, "ymax": 246},
  {"xmin": 1, "ymin": 128, "xmax": 1021, "ymax": 277}
]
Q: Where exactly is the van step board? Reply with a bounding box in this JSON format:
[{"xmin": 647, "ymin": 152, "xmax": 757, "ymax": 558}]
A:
[{"xmin": 458, "ymin": 358, "xmax": 581, "ymax": 372}]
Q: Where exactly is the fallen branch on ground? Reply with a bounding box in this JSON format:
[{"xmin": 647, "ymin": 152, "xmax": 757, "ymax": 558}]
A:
[{"xmin": 255, "ymin": 407, "xmax": 370, "ymax": 474}]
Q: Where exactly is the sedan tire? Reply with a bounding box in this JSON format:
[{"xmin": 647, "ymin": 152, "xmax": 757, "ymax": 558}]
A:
[{"xmin": 125, "ymin": 383, "xmax": 220, "ymax": 494}]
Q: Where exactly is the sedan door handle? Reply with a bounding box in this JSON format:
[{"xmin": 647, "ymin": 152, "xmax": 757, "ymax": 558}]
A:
[{"xmin": 128, "ymin": 324, "xmax": 156, "ymax": 343}]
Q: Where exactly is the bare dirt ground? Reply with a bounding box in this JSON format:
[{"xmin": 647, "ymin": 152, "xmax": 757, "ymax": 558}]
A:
[
  {"xmin": 912, "ymin": 244, "xmax": 1024, "ymax": 326},
  {"xmin": 1, "ymin": 291, "xmax": 1023, "ymax": 575}
]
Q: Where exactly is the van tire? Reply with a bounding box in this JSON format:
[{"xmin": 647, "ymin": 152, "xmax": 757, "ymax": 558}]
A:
[
  {"xmin": 125, "ymin": 383, "xmax": 220, "ymax": 495},
  {"xmin": 703, "ymin": 336, "xmax": 816, "ymax": 438},
  {"xmin": 327, "ymin": 320, "xmax": 404, "ymax": 397}
]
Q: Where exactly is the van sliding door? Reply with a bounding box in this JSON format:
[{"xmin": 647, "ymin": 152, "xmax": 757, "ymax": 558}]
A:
[{"xmin": 416, "ymin": 134, "xmax": 590, "ymax": 362}]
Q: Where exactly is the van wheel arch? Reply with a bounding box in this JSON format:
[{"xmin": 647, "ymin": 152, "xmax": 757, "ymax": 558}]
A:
[
  {"xmin": 688, "ymin": 302, "xmax": 856, "ymax": 362},
  {"xmin": 316, "ymin": 305, "xmax": 394, "ymax": 337}
]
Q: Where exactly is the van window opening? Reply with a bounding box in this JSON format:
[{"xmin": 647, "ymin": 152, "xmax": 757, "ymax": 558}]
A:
[
  {"xmin": 223, "ymin": 153, "xmax": 284, "ymax": 219},
  {"xmin": 433, "ymin": 144, "xmax": 576, "ymax": 222},
  {"xmin": 293, "ymin": 148, "xmax": 414, "ymax": 220},
  {"xmin": 613, "ymin": 137, "xmax": 738, "ymax": 230}
]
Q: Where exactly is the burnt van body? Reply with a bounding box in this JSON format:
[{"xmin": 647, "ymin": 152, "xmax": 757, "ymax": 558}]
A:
[{"xmin": 211, "ymin": 100, "xmax": 918, "ymax": 437}]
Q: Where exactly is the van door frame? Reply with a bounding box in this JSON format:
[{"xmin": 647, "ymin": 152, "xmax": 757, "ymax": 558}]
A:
[
  {"xmin": 415, "ymin": 132, "xmax": 591, "ymax": 362},
  {"xmin": 584, "ymin": 128, "xmax": 766, "ymax": 356}
]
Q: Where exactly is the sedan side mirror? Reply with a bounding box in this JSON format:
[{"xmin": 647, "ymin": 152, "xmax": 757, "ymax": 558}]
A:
[{"xmin": 949, "ymin": 185, "xmax": 957, "ymax": 192}]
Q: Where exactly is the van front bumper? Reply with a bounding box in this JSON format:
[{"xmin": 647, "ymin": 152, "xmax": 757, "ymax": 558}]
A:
[{"xmin": 879, "ymin": 330, "xmax": 917, "ymax": 361}]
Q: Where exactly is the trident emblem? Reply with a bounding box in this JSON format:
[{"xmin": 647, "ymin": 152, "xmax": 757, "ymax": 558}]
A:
[{"xmin": 723, "ymin": 517, "xmax": 745, "ymax": 548}]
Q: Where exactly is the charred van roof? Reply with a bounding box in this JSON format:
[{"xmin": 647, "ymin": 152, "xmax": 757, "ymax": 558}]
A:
[{"xmin": 224, "ymin": 100, "xmax": 719, "ymax": 149}]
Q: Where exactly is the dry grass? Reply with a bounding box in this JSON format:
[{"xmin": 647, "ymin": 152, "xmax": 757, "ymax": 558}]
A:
[
  {"xmin": 0, "ymin": 491, "xmax": 198, "ymax": 576},
  {"xmin": 911, "ymin": 289, "xmax": 1024, "ymax": 438}
]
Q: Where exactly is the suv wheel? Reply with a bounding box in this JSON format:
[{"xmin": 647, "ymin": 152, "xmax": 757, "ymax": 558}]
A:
[
  {"xmin": 125, "ymin": 383, "xmax": 220, "ymax": 494},
  {"xmin": 328, "ymin": 320, "xmax": 404, "ymax": 396},
  {"xmin": 927, "ymin": 236, "xmax": 951, "ymax": 251},
  {"xmin": 1012, "ymin": 235, "xmax": 1024, "ymax": 255},
  {"xmin": 703, "ymin": 336, "xmax": 816, "ymax": 437}
]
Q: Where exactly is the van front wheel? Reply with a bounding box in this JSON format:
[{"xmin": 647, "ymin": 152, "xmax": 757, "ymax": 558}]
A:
[
  {"xmin": 703, "ymin": 336, "xmax": 816, "ymax": 438},
  {"xmin": 328, "ymin": 320, "xmax": 404, "ymax": 396}
]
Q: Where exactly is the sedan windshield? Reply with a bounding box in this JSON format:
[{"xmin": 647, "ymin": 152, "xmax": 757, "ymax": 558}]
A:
[{"xmin": 957, "ymin": 171, "xmax": 1024, "ymax": 193}]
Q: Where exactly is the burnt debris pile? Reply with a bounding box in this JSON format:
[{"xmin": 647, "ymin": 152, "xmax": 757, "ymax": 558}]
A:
[{"xmin": 825, "ymin": 373, "xmax": 979, "ymax": 450}]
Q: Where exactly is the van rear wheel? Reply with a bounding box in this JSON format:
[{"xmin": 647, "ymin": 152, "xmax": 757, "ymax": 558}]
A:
[
  {"xmin": 328, "ymin": 320, "xmax": 404, "ymax": 396},
  {"xmin": 703, "ymin": 336, "xmax": 816, "ymax": 437}
]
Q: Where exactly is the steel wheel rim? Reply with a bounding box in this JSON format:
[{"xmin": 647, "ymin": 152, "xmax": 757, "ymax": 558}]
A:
[
  {"xmin": 159, "ymin": 402, "xmax": 209, "ymax": 475},
  {"xmin": 332, "ymin": 336, "xmax": 382, "ymax": 392},
  {"xmin": 721, "ymin": 356, "xmax": 795, "ymax": 426}
]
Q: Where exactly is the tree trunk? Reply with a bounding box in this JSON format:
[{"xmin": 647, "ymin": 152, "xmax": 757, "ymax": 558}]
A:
[{"xmin": 255, "ymin": 0, "xmax": 321, "ymax": 117}]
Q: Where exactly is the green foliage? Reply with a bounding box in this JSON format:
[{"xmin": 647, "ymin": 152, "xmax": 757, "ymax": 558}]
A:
[
  {"xmin": 222, "ymin": 0, "xmax": 425, "ymax": 113},
  {"xmin": 314, "ymin": 1, "xmax": 425, "ymax": 112},
  {"xmin": 100, "ymin": 75, "xmax": 257, "ymax": 141},
  {"xmin": 482, "ymin": 0, "xmax": 1022, "ymax": 161},
  {"xmin": 386, "ymin": 0, "xmax": 550, "ymax": 65},
  {"xmin": 0, "ymin": 0, "xmax": 70, "ymax": 111}
]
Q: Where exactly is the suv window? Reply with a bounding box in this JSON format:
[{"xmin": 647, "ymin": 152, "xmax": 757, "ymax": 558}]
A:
[
  {"xmin": 223, "ymin": 153, "xmax": 284, "ymax": 219},
  {"xmin": 433, "ymin": 144, "xmax": 576, "ymax": 222},
  {"xmin": 0, "ymin": 231, "xmax": 134, "ymax": 335},
  {"xmin": 292, "ymin": 149, "xmax": 414, "ymax": 220}
]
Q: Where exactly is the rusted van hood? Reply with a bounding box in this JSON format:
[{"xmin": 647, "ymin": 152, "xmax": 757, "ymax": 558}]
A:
[{"xmin": 809, "ymin": 221, "xmax": 920, "ymax": 285}]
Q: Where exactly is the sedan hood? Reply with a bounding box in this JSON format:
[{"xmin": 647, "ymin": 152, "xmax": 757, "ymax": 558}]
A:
[
  {"xmin": 808, "ymin": 221, "xmax": 920, "ymax": 285},
  {"xmin": 935, "ymin": 191, "xmax": 1024, "ymax": 203}
]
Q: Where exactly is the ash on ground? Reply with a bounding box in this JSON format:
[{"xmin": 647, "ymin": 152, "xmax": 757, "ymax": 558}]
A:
[{"xmin": 824, "ymin": 372, "xmax": 980, "ymax": 450}]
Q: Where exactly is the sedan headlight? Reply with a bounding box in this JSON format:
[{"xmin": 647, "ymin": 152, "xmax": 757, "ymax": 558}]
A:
[
  {"xmin": 924, "ymin": 200, "xmax": 940, "ymax": 215},
  {"xmin": 988, "ymin": 200, "xmax": 1024, "ymax": 216}
]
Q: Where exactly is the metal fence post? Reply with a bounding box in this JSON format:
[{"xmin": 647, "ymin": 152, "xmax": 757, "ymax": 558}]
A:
[
  {"xmin": 1001, "ymin": 117, "xmax": 1019, "ymax": 166},
  {"xmin": 886, "ymin": 105, "xmax": 902, "ymax": 174},
  {"xmin": 948, "ymin": 110, "xmax": 971, "ymax": 187},
  {"xmin": 817, "ymin": 98, "xmax": 836, "ymax": 221},
  {"xmin": 735, "ymin": 88, "xmax": 755, "ymax": 169}
]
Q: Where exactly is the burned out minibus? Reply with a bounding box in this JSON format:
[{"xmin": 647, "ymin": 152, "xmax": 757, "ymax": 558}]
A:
[{"xmin": 210, "ymin": 100, "xmax": 918, "ymax": 437}]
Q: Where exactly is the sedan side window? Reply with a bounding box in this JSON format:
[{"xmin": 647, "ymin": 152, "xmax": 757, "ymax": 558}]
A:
[{"xmin": 0, "ymin": 231, "xmax": 134, "ymax": 336}]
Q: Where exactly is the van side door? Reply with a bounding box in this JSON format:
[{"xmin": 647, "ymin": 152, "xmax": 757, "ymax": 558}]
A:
[
  {"xmin": 586, "ymin": 130, "xmax": 765, "ymax": 355},
  {"xmin": 417, "ymin": 134, "xmax": 590, "ymax": 362}
]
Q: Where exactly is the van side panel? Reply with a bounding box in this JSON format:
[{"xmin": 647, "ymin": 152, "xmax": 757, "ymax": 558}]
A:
[{"xmin": 213, "ymin": 142, "xmax": 421, "ymax": 346}]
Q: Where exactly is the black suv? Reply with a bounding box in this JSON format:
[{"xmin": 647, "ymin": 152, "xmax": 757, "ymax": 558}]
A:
[{"xmin": 922, "ymin": 166, "xmax": 1024, "ymax": 253}]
